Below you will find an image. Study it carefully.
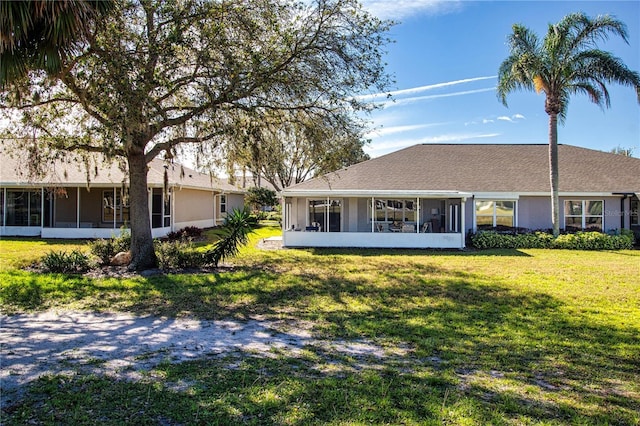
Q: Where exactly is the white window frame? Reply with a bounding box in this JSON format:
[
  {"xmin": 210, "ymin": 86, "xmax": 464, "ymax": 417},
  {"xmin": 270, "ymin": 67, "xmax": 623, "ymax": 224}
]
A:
[
  {"xmin": 474, "ymin": 200, "xmax": 517, "ymax": 229},
  {"xmin": 370, "ymin": 198, "xmax": 417, "ymax": 223},
  {"xmin": 631, "ymin": 199, "xmax": 639, "ymax": 226},
  {"xmin": 219, "ymin": 194, "xmax": 227, "ymax": 214},
  {"xmin": 564, "ymin": 200, "xmax": 604, "ymax": 231}
]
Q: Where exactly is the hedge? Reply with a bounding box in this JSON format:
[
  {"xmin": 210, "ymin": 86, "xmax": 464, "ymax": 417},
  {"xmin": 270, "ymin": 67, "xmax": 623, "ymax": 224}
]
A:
[{"xmin": 470, "ymin": 230, "xmax": 634, "ymax": 250}]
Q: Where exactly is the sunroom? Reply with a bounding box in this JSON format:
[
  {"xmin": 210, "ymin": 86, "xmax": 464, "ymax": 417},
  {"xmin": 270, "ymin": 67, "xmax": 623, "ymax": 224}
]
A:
[{"xmin": 282, "ymin": 190, "xmax": 471, "ymax": 249}]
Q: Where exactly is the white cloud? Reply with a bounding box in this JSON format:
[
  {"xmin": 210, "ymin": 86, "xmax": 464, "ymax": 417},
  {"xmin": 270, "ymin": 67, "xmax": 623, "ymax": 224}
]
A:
[
  {"xmin": 497, "ymin": 114, "xmax": 526, "ymax": 123},
  {"xmin": 357, "ymin": 76, "xmax": 497, "ymax": 102},
  {"xmin": 365, "ymin": 123, "xmax": 448, "ymax": 138},
  {"xmin": 382, "ymin": 87, "xmax": 496, "ymax": 108},
  {"xmin": 360, "ymin": 0, "xmax": 462, "ymax": 20}
]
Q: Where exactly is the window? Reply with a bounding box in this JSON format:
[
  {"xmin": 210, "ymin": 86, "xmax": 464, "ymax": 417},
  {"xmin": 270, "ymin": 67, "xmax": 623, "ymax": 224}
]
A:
[
  {"xmin": 631, "ymin": 199, "xmax": 639, "ymax": 226},
  {"xmin": 151, "ymin": 188, "xmax": 171, "ymax": 228},
  {"xmin": 475, "ymin": 200, "xmax": 515, "ymax": 228},
  {"xmin": 219, "ymin": 194, "xmax": 227, "ymax": 214},
  {"xmin": 103, "ymin": 189, "xmax": 129, "ymax": 223},
  {"xmin": 564, "ymin": 200, "xmax": 603, "ymax": 231},
  {"xmin": 5, "ymin": 190, "xmax": 41, "ymax": 226},
  {"xmin": 373, "ymin": 199, "xmax": 417, "ymax": 223}
]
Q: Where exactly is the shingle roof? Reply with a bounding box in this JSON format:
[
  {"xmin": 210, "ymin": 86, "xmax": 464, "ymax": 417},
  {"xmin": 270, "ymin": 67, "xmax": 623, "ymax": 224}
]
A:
[
  {"xmin": 0, "ymin": 148, "xmax": 243, "ymax": 193},
  {"xmin": 283, "ymin": 144, "xmax": 640, "ymax": 194}
]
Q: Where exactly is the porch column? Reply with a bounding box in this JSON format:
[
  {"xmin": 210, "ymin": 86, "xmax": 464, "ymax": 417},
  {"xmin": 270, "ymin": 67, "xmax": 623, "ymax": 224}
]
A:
[
  {"xmin": 113, "ymin": 186, "xmax": 117, "ymax": 229},
  {"xmin": 76, "ymin": 187, "xmax": 80, "ymax": 228},
  {"xmin": 416, "ymin": 197, "xmax": 420, "ymax": 233},
  {"xmin": 371, "ymin": 197, "xmax": 375, "ymax": 233},
  {"xmin": 2, "ymin": 187, "xmax": 6, "ymax": 227},
  {"xmin": 322, "ymin": 196, "xmax": 327, "ymax": 233},
  {"xmin": 461, "ymin": 198, "xmax": 466, "ymax": 248},
  {"xmin": 40, "ymin": 188, "xmax": 44, "ymax": 227}
]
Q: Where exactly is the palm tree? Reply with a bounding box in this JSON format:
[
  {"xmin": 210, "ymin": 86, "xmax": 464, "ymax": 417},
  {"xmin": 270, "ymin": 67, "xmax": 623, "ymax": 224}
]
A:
[
  {"xmin": 0, "ymin": 0, "xmax": 114, "ymax": 88},
  {"xmin": 497, "ymin": 13, "xmax": 640, "ymax": 237}
]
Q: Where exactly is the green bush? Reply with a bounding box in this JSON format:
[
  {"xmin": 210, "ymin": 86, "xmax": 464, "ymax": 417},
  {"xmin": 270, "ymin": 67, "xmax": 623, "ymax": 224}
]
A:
[
  {"xmin": 553, "ymin": 231, "xmax": 634, "ymax": 250},
  {"xmin": 88, "ymin": 229, "xmax": 131, "ymax": 265},
  {"xmin": 41, "ymin": 250, "xmax": 92, "ymax": 274},
  {"xmin": 470, "ymin": 230, "xmax": 633, "ymax": 250},
  {"xmin": 88, "ymin": 238, "xmax": 116, "ymax": 265},
  {"xmin": 155, "ymin": 240, "xmax": 204, "ymax": 270},
  {"xmin": 166, "ymin": 226, "xmax": 203, "ymax": 242}
]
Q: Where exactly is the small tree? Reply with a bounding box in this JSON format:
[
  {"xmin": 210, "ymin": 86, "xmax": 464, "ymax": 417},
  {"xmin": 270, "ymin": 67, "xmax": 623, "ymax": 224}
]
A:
[{"xmin": 246, "ymin": 187, "xmax": 278, "ymax": 212}]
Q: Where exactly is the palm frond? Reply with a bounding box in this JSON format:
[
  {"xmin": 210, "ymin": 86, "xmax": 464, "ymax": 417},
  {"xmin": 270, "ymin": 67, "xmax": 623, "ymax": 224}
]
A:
[{"xmin": 205, "ymin": 207, "xmax": 257, "ymax": 267}]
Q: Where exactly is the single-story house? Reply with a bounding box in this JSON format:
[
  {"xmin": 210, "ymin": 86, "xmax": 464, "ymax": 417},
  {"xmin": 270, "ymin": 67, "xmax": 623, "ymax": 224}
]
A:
[
  {"xmin": 280, "ymin": 144, "xmax": 640, "ymax": 249},
  {"xmin": 0, "ymin": 153, "xmax": 245, "ymax": 239}
]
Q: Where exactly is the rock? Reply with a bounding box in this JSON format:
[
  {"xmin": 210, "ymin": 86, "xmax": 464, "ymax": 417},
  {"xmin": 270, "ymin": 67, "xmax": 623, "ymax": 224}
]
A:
[{"xmin": 110, "ymin": 251, "xmax": 132, "ymax": 266}]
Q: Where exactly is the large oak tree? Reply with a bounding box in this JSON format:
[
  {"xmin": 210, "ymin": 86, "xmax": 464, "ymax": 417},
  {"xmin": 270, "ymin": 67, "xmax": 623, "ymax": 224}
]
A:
[{"xmin": 1, "ymin": 0, "xmax": 392, "ymax": 269}]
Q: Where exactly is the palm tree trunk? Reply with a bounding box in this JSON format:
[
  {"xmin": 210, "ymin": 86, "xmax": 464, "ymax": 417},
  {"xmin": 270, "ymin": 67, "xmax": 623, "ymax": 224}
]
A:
[
  {"xmin": 127, "ymin": 151, "xmax": 157, "ymax": 270},
  {"xmin": 548, "ymin": 113, "xmax": 560, "ymax": 237}
]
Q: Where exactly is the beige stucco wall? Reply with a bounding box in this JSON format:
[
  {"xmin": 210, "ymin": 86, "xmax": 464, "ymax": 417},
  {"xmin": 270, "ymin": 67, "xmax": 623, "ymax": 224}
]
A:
[{"xmin": 174, "ymin": 188, "xmax": 214, "ymax": 223}]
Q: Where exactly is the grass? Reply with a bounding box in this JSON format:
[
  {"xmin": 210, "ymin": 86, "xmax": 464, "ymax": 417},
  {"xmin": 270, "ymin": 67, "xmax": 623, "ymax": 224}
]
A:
[{"xmin": 1, "ymin": 226, "xmax": 639, "ymax": 425}]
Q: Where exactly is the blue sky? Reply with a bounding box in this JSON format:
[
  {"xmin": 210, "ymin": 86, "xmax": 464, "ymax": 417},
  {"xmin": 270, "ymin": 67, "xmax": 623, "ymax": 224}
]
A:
[{"xmin": 357, "ymin": 1, "xmax": 640, "ymax": 157}]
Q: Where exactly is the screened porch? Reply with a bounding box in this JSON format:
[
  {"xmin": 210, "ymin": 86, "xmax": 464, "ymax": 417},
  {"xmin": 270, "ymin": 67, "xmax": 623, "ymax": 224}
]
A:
[{"xmin": 282, "ymin": 193, "xmax": 470, "ymax": 249}]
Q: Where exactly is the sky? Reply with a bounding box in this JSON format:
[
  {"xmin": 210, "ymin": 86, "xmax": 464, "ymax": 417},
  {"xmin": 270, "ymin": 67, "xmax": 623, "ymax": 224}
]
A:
[{"xmin": 356, "ymin": 0, "xmax": 640, "ymax": 158}]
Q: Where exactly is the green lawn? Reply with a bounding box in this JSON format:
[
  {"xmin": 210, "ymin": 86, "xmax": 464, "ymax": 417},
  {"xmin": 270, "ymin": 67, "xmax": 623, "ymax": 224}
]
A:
[{"xmin": 1, "ymin": 227, "xmax": 639, "ymax": 425}]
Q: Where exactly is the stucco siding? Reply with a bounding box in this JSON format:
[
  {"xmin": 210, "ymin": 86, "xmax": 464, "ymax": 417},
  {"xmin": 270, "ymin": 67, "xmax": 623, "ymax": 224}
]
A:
[
  {"xmin": 518, "ymin": 197, "xmax": 551, "ymax": 230},
  {"xmin": 174, "ymin": 189, "xmax": 214, "ymax": 223},
  {"xmin": 227, "ymin": 193, "xmax": 245, "ymax": 212}
]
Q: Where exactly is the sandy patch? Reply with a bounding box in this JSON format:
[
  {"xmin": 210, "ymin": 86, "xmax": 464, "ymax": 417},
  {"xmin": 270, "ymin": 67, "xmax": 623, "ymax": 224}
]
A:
[{"xmin": 0, "ymin": 310, "xmax": 408, "ymax": 408}]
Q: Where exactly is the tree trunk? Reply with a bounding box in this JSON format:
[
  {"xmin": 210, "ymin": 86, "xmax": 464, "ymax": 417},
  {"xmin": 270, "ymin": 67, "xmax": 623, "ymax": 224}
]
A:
[
  {"xmin": 127, "ymin": 151, "xmax": 157, "ymax": 270},
  {"xmin": 548, "ymin": 113, "xmax": 560, "ymax": 237}
]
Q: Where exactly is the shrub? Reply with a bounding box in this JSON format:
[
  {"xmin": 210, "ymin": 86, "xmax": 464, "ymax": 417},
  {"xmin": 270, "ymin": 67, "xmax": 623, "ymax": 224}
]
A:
[
  {"xmin": 553, "ymin": 231, "xmax": 633, "ymax": 250},
  {"xmin": 112, "ymin": 229, "xmax": 131, "ymax": 252},
  {"xmin": 88, "ymin": 229, "xmax": 131, "ymax": 265},
  {"xmin": 155, "ymin": 240, "xmax": 204, "ymax": 270},
  {"xmin": 41, "ymin": 250, "xmax": 92, "ymax": 274},
  {"xmin": 166, "ymin": 226, "xmax": 203, "ymax": 242},
  {"xmin": 470, "ymin": 230, "xmax": 633, "ymax": 250},
  {"xmin": 88, "ymin": 238, "xmax": 116, "ymax": 265}
]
